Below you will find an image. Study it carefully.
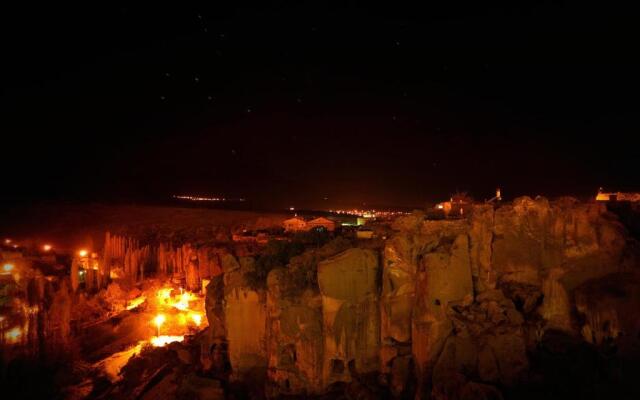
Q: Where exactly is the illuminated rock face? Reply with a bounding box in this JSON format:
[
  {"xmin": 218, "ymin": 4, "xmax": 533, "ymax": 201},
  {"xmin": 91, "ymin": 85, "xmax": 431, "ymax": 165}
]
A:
[
  {"xmin": 265, "ymin": 268, "xmax": 323, "ymax": 396},
  {"xmin": 225, "ymin": 287, "xmax": 267, "ymax": 378},
  {"xmin": 317, "ymin": 248, "xmax": 380, "ymax": 386},
  {"xmin": 200, "ymin": 197, "xmax": 635, "ymax": 397},
  {"xmin": 222, "ymin": 255, "xmax": 268, "ymax": 381},
  {"xmin": 413, "ymin": 230, "xmax": 474, "ymax": 397},
  {"xmin": 380, "ymin": 197, "xmax": 632, "ymax": 399},
  {"xmin": 480, "ymin": 197, "xmax": 626, "ymax": 331},
  {"xmin": 380, "ymin": 234, "xmax": 417, "ymax": 397}
]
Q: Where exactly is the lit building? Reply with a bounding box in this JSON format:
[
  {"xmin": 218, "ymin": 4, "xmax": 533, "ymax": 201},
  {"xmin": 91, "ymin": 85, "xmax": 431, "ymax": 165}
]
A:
[
  {"xmin": 306, "ymin": 217, "xmax": 336, "ymax": 232},
  {"xmin": 596, "ymin": 188, "xmax": 640, "ymax": 202},
  {"xmin": 283, "ymin": 216, "xmax": 308, "ymax": 232},
  {"xmin": 435, "ymin": 192, "xmax": 474, "ymax": 218}
]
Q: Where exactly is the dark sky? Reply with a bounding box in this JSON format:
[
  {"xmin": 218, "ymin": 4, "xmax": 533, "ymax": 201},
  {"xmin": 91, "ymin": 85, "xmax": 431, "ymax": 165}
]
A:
[{"xmin": 1, "ymin": 3, "xmax": 638, "ymax": 209}]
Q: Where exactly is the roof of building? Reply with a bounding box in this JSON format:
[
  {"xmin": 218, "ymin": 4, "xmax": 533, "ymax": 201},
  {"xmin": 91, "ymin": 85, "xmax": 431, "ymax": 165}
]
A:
[{"xmin": 307, "ymin": 216, "xmax": 334, "ymax": 223}]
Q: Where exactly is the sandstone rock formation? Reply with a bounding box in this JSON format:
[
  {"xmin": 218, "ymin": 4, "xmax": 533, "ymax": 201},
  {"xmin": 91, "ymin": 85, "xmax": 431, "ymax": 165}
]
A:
[
  {"xmin": 194, "ymin": 197, "xmax": 638, "ymax": 398},
  {"xmin": 317, "ymin": 248, "xmax": 380, "ymax": 386},
  {"xmin": 379, "ymin": 197, "xmax": 634, "ymax": 399},
  {"xmin": 265, "ymin": 267, "xmax": 323, "ymax": 396},
  {"xmin": 221, "ymin": 254, "xmax": 268, "ymax": 381}
]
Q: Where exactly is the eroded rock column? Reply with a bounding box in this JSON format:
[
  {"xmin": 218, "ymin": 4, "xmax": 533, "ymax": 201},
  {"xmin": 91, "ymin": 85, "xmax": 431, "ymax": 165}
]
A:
[{"xmin": 317, "ymin": 248, "xmax": 380, "ymax": 386}]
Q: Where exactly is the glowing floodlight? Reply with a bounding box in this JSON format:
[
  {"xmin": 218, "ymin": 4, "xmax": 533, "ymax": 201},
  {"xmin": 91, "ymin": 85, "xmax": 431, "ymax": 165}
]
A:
[
  {"xmin": 154, "ymin": 314, "xmax": 166, "ymax": 336},
  {"xmin": 151, "ymin": 335, "xmax": 183, "ymax": 347},
  {"xmin": 190, "ymin": 312, "xmax": 203, "ymax": 327},
  {"xmin": 154, "ymin": 314, "xmax": 166, "ymax": 327},
  {"xmin": 43, "ymin": 244, "xmax": 52, "ymax": 252},
  {"xmin": 78, "ymin": 249, "xmax": 88, "ymax": 257}
]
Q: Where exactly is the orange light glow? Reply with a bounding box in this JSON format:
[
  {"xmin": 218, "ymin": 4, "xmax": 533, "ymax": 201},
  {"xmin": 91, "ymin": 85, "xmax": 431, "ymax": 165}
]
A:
[
  {"xmin": 78, "ymin": 249, "xmax": 88, "ymax": 257},
  {"xmin": 4, "ymin": 239, "xmax": 11, "ymax": 244},
  {"xmin": 156, "ymin": 287, "xmax": 173, "ymax": 304},
  {"xmin": 126, "ymin": 296, "xmax": 146, "ymax": 310},
  {"xmin": 154, "ymin": 314, "xmax": 166, "ymax": 328},
  {"xmin": 190, "ymin": 312, "xmax": 203, "ymax": 326},
  {"xmin": 174, "ymin": 291, "xmax": 195, "ymax": 311},
  {"xmin": 89, "ymin": 283, "xmax": 207, "ymax": 380},
  {"xmin": 156, "ymin": 287, "xmax": 197, "ymax": 311},
  {"xmin": 98, "ymin": 342, "xmax": 144, "ymax": 382},
  {"xmin": 5, "ymin": 327, "xmax": 22, "ymax": 344},
  {"xmin": 110, "ymin": 269, "xmax": 124, "ymax": 279},
  {"xmin": 43, "ymin": 244, "xmax": 52, "ymax": 251},
  {"xmin": 150, "ymin": 335, "xmax": 184, "ymax": 347},
  {"xmin": 145, "ymin": 286, "xmax": 207, "ymax": 349}
]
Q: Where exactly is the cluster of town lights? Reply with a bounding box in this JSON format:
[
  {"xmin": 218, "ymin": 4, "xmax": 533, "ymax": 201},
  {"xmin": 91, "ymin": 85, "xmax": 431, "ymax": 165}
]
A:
[
  {"xmin": 329, "ymin": 209, "xmax": 408, "ymax": 218},
  {"xmin": 173, "ymin": 195, "xmax": 245, "ymax": 202}
]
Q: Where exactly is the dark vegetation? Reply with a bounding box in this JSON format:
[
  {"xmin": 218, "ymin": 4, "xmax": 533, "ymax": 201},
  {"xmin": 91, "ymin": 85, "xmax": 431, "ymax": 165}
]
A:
[
  {"xmin": 509, "ymin": 329, "xmax": 640, "ymax": 400},
  {"xmin": 245, "ymin": 230, "xmax": 353, "ymax": 292}
]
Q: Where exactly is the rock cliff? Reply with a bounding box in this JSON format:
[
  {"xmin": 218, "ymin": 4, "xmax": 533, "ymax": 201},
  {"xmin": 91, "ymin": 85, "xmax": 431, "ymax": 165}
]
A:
[
  {"xmin": 382, "ymin": 196, "xmax": 635, "ymax": 399},
  {"xmin": 202, "ymin": 197, "xmax": 639, "ymax": 398}
]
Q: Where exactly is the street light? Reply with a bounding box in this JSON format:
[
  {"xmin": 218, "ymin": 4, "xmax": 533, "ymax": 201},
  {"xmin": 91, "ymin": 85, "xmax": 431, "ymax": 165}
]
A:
[{"xmin": 154, "ymin": 314, "xmax": 166, "ymax": 336}]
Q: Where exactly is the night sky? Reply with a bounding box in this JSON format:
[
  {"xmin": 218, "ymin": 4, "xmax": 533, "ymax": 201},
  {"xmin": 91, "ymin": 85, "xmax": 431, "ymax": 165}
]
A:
[{"xmin": 2, "ymin": 3, "xmax": 638, "ymax": 209}]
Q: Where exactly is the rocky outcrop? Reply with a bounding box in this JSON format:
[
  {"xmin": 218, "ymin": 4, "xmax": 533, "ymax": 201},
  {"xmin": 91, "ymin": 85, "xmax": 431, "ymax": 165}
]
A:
[
  {"xmin": 381, "ymin": 197, "xmax": 634, "ymax": 398},
  {"xmin": 199, "ymin": 197, "xmax": 638, "ymax": 398},
  {"xmin": 103, "ymin": 232, "xmax": 151, "ymax": 285},
  {"xmin": 265, "ymin": 268, "xmax": 323, "ymax": 396},
  {"xmin": 317, "ymin": 248, "xmax": 380, "ymax": 386},
  {"xmin": 574, "ymin": 272, "xmax": 640, "ymax": 352},
  {"xmin": 413, "ymin": 224, "xmax": 474, "ymax": 397},
  {"xmin": 221, "ymin": 254, "xmax": 268, "ymax": 381}
]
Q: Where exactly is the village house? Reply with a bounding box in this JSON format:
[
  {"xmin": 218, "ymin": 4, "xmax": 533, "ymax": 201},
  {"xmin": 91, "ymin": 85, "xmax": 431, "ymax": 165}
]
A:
[
  {"xmin": 306, "ymin": 217, "xmax": 336, "ymax": 232},
  {"xmin": 282, "ymin": 216, "xmax": 337, "ymax": 232},
  {"xmin": 435, "ymin": 192, "xmax": 474, "ymax": 218},
  {"xmin": 283, "ymin": 216, "xmax": 308, "ymax": 232},
  {"xmin": 596, "ymin": 188, "xmax": 640, "ymax": 202}
]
